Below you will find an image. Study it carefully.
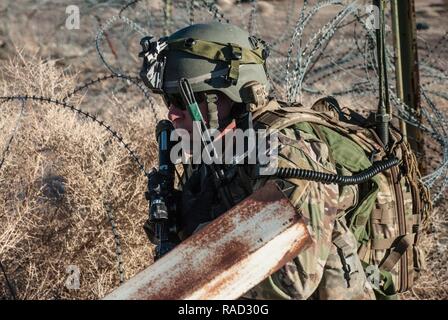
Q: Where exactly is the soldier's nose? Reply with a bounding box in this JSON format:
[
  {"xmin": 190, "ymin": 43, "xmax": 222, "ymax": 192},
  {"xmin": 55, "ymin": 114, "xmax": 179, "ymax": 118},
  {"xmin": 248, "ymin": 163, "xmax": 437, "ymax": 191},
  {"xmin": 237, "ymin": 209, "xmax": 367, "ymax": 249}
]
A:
[{"xmin": 168, "ymin": 105, "xmax": 185, "ymax": 122}]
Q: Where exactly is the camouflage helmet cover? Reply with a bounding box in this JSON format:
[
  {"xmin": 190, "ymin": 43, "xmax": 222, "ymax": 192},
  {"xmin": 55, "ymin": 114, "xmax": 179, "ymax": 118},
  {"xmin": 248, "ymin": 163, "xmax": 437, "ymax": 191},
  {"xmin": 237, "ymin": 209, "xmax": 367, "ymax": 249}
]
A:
[{"xmin": 161, "ymin": 22, "xmax": 270, "ymax": 103}]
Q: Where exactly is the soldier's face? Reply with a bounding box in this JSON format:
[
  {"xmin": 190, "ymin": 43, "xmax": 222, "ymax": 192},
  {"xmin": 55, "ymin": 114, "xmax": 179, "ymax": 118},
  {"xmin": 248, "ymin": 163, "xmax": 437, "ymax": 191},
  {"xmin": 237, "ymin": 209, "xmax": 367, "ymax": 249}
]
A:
[
  {"xmin": 167, "ymin": 97, "xmax": 209, "ymax": 134},
  {"xmin": 167, "ymin": 92, "xmax": 233, "ymax": 134}
]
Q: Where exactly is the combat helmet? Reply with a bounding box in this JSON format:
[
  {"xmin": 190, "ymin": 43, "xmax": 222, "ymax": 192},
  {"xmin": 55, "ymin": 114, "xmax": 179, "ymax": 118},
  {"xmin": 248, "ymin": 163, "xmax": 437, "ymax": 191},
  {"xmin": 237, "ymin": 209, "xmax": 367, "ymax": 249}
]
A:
[{"xmin": 139, "ymin": 22, "xmax": 270, "ymax": 107}]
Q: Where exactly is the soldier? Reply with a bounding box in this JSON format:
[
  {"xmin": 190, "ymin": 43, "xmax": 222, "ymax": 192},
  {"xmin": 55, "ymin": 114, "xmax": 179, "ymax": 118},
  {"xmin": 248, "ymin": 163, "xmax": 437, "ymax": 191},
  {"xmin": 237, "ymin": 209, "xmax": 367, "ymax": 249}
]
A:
[{"xmin": 139, "ymin": 22, "xmax": 430, "ymax": 300}]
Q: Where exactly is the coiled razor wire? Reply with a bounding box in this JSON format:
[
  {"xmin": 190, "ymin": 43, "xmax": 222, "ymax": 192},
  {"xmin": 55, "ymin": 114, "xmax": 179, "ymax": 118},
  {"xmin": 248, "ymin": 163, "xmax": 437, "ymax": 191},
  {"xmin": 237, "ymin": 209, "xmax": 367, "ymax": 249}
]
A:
[
  {"xmin": 248, "ymin": 0, "xmax": 258, "ymax": 35},
  {"xmin": 295, "ymin": 4, "xmax": 361, "ymax": 98},
  {"xmin": 285, "ymin": 0, "xmax": 345, "ymax": 102},
  {"xmin": 202, "ymin": 0, "xmax": 230, "ymax": 23},
  {"xmin": 95, "ymin": 15, "xmax": 147, "ymax": 77},
  {"xmin": 188, "ymin": 0, "xmax": 196, "ymax": 25},
  {"xmin": 279, "ymin": 0, "xmax": 447, "ymax": 202}
]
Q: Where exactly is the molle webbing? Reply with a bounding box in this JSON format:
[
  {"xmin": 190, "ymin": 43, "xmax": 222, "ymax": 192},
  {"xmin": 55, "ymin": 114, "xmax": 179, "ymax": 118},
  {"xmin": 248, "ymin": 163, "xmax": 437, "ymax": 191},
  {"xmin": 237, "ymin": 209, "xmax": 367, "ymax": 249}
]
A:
[
  {"xmin": 206, "ymin": 93, "xmax": 219, "ymax": 129},
  {"xmin": 253, "ymin": 101, "xmax": 384, "ymax": 156}
]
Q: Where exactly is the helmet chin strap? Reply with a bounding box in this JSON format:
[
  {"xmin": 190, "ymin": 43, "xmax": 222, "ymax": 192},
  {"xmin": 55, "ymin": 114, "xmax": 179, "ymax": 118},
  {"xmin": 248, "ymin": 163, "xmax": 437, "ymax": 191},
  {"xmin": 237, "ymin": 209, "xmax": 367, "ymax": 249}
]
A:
[{"xmin": 205, "ymin": 93, "xmax": 219, "ymax": 129}]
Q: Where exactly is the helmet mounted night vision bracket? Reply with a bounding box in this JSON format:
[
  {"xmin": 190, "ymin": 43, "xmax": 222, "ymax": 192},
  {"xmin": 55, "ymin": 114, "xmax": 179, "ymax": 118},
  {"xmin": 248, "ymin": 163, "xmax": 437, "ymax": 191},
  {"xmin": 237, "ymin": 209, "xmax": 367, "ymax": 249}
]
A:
[{"xmin": 139, "ymin": 36, "xmax": 169, "ymax": 93}]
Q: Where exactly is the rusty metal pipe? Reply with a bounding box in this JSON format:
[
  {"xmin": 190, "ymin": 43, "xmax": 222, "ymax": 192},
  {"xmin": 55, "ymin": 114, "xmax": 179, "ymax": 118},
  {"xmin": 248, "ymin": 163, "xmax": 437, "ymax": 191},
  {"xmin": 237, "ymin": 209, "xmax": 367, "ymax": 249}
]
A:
[{"xmin": 103, "ymin": 182, "xmax": 311, "ymax": 300}]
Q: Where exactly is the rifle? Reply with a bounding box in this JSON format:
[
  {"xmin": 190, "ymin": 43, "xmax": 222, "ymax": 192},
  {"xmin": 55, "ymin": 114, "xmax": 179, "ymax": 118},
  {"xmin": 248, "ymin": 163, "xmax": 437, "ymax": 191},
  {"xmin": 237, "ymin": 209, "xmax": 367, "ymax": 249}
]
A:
[{"xmin": 144, "ymin": 119, "xmax": 179, "ymax": 259}]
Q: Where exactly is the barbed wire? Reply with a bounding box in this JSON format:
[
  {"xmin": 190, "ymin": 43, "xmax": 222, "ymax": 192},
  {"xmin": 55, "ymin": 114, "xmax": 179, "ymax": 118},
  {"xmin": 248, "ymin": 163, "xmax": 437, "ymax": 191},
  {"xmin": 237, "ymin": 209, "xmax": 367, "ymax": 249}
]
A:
[
  {"xmin": 284, "ymin": 0, "xmax": 448, "ymax": 202},
  {"xmin": 0, "ymin": 98, "xmax": 26, "ymax": 174},
  {"xmin": 69, "ymin": 80, "xmax": 145, "ymax": 285},
  {"xmin": 200, "ymin": 0, "xmax": 230, "ymax": 24},
  {"xmin": 62, "ymin": 73, "xmax": 160, "ymax": 117},
  {"xmin": 119, "ymin": 0, "xmax": 141, "ymax": 17},
  {"xmin": 269, "ymin": 0, "xmax": 300, "ymax": 48},
  {"xmin": 0, "ymin": 95, "xmax": 149, "ymax": 177},
  {"xmin": 296, "ymin": 4, "xmax": 448, "ymax": 202}
]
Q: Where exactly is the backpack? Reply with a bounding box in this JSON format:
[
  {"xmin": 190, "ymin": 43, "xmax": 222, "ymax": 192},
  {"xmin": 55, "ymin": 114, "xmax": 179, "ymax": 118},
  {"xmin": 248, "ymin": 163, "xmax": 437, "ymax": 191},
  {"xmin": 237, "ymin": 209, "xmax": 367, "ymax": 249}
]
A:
[{"xmin": 253, "ymin": 97, "xmax": 432, "ymax": 298}]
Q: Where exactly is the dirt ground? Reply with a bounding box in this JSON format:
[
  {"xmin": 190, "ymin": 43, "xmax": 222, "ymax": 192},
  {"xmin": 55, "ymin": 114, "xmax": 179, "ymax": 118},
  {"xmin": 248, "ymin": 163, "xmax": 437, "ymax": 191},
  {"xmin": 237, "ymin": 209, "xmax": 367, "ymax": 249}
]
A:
[{"xmin": 0, "ymin": 0, "xmax": 447, "ymax": 300}]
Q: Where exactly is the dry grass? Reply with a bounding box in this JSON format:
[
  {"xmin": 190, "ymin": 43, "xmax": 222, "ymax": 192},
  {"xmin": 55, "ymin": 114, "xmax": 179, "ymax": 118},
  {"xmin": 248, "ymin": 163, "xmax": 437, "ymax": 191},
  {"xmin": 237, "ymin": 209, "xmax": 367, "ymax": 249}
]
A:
[
  {"xmin": 0, "ymin": 0, "xmax": 446, "ymax": 300},
  {"xmin": 0, "ymin": 53, "xmax": 161, "ymax": 299},
  {"xmin": 1, "ymin": 52, "xmax": 446, "ymax": 300}
]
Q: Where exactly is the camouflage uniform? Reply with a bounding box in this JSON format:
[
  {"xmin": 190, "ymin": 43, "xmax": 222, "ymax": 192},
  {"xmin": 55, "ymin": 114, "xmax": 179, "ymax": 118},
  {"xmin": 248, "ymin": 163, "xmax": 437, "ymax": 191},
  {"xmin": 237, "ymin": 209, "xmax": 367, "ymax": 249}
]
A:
[{"xmin": 178, "ymin": 100, "xmax": 376, "ymax": 300}]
